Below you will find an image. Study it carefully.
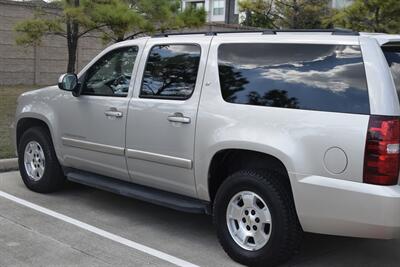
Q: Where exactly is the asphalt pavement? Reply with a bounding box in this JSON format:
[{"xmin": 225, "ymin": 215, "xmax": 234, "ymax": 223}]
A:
[{"xmin": 1, "ymin": 170, "xmax": 400, "ymax": 267}]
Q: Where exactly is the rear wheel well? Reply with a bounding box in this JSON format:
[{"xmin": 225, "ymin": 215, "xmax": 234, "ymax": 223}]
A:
[
  {"xmin": 17, "ymin": 118, "xmax": 51, "ymax": 148},
  {"xmin": 208, "ymin": 149, "xmax": 292, "ymax": 202}
]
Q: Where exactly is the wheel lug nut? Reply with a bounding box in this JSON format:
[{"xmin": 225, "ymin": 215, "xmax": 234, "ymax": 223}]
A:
[
  {"xmin": 251, "ymin": 210, "xmax": 256, "ymax": 215},
  {"xmin": 253, "ymin": 225, "xmax": 257, "ymax": 231},
  {"xmin": 242, "ymin": 218, "xmax": 246, "ymax": 223},
  {"xmin": 255, "ymin": 217, "xmax": 260, "ymax": 223},
  {"xmin": 245, "ymin": 210, "xmax": 249, "ymax": 215},
  {"xmin": 246, "ymin": 226, "xmax": 251, "ymax": 231}
]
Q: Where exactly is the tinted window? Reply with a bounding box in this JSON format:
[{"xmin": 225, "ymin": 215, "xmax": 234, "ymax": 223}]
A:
[
  {"xmin": 140, "ymin": 44, "xmax": 201, "ymax": 100},
  {"xmin": 82, "ymin": 46, "xmax": 138, "ymax": 97},
  {"xmin": 218, "ymin": 43, "xmax": 369, "ymax": 114},
  {"xmin": 382, "ymin": 46, "xmax": 400, "ymax": 103}
]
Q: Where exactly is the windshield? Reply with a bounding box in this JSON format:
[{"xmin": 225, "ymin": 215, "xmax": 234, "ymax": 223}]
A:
[{"xmin": 382, "ymin": 45, "xmax": 400, "ymax": 102}]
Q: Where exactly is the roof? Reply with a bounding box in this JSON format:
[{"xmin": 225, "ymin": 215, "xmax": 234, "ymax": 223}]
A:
[{"xmin": 144, "ymin": 30, "xmax": 400, "ymax": 46}]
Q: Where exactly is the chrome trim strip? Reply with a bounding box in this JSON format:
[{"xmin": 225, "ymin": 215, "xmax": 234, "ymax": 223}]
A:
[
  {"xmin": 61, "ymin": 137, "xmax": 124, "ymax": 156},
  {"xmin": 126, "ymin": 149, "xmax": 192, "ymax": 169}
]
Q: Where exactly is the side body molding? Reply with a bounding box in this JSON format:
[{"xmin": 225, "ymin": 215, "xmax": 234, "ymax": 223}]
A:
[
  {"xmin": 126, "ymin": 149, "xmax": 192, "ymax": 169},
  {"xmin": 61, "ymin": 137, "xmax": 193, "ymax": 169},
  {"xmin": 61, "ymin": 137, "xmax": 125, "ymax": 156}
]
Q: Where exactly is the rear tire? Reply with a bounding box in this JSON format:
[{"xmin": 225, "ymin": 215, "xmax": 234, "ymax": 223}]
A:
[
  {"xmin": 213, "ymin": 169, "xmax": 302, "ymax": 267},
  {"xmin": 18, "ymin": 127, "xmax": 65, "ymax": 193}
]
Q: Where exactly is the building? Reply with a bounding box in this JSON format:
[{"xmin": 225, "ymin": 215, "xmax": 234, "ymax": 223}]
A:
[
  {"xmin": 182, "ymin": 0, "xmax": 354, "ymax": 25},
  {"xmin": 182, "ymin": 0, "xmax": 240, "ymax": 24}
]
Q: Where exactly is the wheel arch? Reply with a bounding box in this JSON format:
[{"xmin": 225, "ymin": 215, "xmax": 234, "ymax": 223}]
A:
[
  {"xmin": 16, "ymin": 115, "xmax": 54, "ymax": 149},
  {"xmin": 207, "ymin": 148, "xmax": 294, "ymax": 203}
]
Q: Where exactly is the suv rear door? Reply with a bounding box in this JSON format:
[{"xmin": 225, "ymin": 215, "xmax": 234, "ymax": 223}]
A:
[{"xmin": 125, "ymin": 36, "xmax": 212, "ymax": 197}]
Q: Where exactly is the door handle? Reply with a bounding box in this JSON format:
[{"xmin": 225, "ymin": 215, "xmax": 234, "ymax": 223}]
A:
[
  {"xmin": 167, "ymin": 112, "xmax": 191, "ymax": 124},
  {"xmin": 105, "ymin": 108, "xmax": 123, "ymax": 118}
]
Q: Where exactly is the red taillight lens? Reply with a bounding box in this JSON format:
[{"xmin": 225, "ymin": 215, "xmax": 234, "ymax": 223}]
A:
[{"xmin": 363, "ymin": 115, "xmax": 400, "ymax": 185}]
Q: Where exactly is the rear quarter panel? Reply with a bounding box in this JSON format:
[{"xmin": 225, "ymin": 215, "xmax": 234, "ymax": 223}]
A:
[{"xmin": 195, "ymin": 35, "xmax": 370, "ymax": 202}]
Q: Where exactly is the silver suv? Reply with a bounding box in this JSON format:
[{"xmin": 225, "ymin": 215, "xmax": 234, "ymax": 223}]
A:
[{"xmin": 12, "ymin": 29, "xmax": 400, "ymax": 266}]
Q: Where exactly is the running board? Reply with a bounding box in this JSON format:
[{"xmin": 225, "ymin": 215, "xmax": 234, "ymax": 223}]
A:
[{"xmin": 65, "ymin": 169, "xmax": 210, "ymax": 214}]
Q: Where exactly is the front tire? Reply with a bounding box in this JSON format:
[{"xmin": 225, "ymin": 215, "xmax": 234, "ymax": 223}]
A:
[
  {"xmin": 213, "ymin": 169, "xmax": 302, "ymax": 267},
  {"xmin": 18, "ymin": 127, "xmax": 65, "ymax": 193}
]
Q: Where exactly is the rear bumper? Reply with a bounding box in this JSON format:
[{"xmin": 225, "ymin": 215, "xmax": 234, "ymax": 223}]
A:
[{"xmin": 294, "ymin": 175, "xmax": 400, "ymax": 239}]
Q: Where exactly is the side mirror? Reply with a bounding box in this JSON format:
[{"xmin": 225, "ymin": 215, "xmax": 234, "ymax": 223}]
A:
[{"xmin": 58, "ymin": 73, "xmax": 81, "ymax": 97}]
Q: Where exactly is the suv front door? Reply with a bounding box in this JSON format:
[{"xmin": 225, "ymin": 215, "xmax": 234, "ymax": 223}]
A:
[
  {"xmin": 125, "ymin": 37, "xmax": 211, "ymax": 197},
  {"xmin": 58, "ymin": 41, "xmax": 145, "ymax": 181}
]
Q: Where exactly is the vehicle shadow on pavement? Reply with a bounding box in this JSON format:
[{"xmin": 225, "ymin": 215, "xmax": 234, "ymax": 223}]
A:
[{"xmin": 51, "ymin": 182, "xmax": 400, "ymax": 267}]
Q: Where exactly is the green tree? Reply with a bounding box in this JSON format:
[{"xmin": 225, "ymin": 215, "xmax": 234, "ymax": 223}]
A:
[
  {"xmin": 274, "ymin": 0, "xmax": 332, "ymax": 29},
  {"xmin": 239, "ymin": 0, "xmax": 276, "ymax": 28},
  {"xmin": 15, "ymin": 0, "xmax": 206, "ymax": 73},
  {"xmin": 136, "ymin": 0, "xmax": 205, "ymax": 33},
  {"xmin": 96, "ymin": 0, "xmax": 206, "ymax": 42},
  {"xmin": 238, "ymin": 0, "xmax": 332, "ymax": 29},
  {"xmin": 15, "ymin": 0, "xmax": 136, "ymax": 73},
  {"xmin": 331, "ymin": 0, "xmax": 400, "ymax": 33},
  {"xmin": 88, "ymin": 0, "xmax": 145, "ymax": 43}
]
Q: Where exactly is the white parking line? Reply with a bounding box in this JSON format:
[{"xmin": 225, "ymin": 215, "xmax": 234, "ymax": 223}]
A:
[{"xmin": 0, "ymin": 190, "xmax": 199, "ymax": 267}]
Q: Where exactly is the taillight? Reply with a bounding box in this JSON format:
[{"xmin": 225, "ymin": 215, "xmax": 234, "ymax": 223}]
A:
[{"xmin": 363, "ymin": 115, "xmax": 400, "ymax": 185}]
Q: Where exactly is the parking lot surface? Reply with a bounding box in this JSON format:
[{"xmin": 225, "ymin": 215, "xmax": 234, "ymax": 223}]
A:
[{"xmin": 1, "ymin": 171, "xmax": 400, "ymax": 267}]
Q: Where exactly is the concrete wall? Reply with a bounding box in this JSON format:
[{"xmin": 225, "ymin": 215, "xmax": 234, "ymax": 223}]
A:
[
  {"xmin": 0, "ymin": 0, "xmax": 105, "ymax": 86},
  {"xmin": 0, "ymin": 0, "xmax": 254, "ymax": 86}
]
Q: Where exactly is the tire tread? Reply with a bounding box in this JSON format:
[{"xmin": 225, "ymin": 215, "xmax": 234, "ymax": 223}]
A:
[
  {"xmin": 18, "ymin": 126, "xmax": 65, "ymax": 193},
  {"xmin": 213, "ymin": 169, "xmax": 302, "ymax": 267}
]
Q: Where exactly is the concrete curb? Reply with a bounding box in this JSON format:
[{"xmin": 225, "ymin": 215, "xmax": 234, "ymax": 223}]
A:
[{"xmin": 0, "ymin": 158, "xmax": 19, "ymax": 172}]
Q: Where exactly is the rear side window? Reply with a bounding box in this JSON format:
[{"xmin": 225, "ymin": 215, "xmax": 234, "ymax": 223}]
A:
[
  {"xmin": 140, "ymin": 44, "xmax": 201, "ymax": 100},
  {"xmin": 218, "ymin": 43, "xmax": 370, "ymax": 114},
  {"xmin": 382, "ymin": 46, "xmax": 400, "ymax": 102}
]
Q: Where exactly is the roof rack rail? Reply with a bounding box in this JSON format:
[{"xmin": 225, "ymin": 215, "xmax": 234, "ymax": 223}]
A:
[
  {"xmin": 152, "ymin": 30, "xmax": 267, "ymax": 37},
  {"xmin": 262, "ymin": 28, "xmax": 359, "ymax": 36},
  {"xmin": 152, "ymin": 28, "xmax": 359, "ymax": 38}
]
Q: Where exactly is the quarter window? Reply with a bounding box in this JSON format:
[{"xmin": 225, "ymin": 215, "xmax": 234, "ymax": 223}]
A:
[
  {"xmin": 382, "ymin": 45, "xmax": 400, "ymax": 103},
  {"xmin": 140, "ymin": 44, "xmax": 201, "ymax": 100},
  {"xmin": 81, "ymin": 46, "xmax": 138, "ymax": 97},
  {"xmin": 218, "ymin": 43, "xmax": 370, "ymax": 114}
]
